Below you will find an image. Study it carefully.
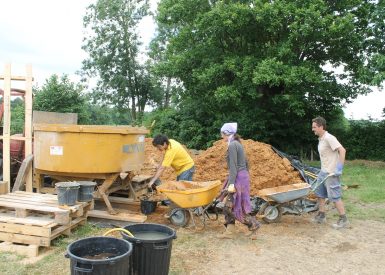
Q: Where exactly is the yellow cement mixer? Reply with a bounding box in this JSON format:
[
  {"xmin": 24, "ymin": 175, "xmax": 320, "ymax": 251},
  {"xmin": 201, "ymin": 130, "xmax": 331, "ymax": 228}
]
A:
[{"xmin": 33, "ymin": 124, "xmax": 149, "ymax": 214}]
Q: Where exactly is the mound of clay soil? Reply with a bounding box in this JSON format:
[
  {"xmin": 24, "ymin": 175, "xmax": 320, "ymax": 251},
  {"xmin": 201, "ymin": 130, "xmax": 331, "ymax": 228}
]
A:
[{"xmin": 139, "ymin": 138, "xmax": 303, "ymax": 195}]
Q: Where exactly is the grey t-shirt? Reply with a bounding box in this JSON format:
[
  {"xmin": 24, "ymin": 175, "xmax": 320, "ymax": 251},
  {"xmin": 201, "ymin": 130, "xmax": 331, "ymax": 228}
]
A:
[{"xmin": 226, "ymin": 140, "xmax": 248, "ymax": 185}]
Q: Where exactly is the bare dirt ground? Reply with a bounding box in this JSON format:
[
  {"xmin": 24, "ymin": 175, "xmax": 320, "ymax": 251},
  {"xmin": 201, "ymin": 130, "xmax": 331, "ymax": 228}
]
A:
[{"xmin": 144, "ymin": 207, "xmax": 385, "ymax": 275}]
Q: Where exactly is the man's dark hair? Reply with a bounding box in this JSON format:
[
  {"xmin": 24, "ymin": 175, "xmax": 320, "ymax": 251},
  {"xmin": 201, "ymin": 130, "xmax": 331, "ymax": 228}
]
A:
[
  {"xmin": 152, "ymin": 134, "xmax": 170, "ymax": 146},
  {"xmin": 312, "ymin": 116, "xmax": 327, "ymax": 129}
]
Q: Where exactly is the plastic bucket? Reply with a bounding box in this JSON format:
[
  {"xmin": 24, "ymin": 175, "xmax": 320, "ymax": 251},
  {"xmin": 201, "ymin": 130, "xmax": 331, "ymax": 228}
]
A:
[
  {"xmin": 56, "ymin": 182, "xmax": 80, "ymax": 206},
  {"xmin": 140, "ymin": 198, "xmax": 157, "ymax": 215},
  {"xmin": 77, "ymin": 181, "xmax": 97, "ymax": 202},
  {"xmin": 122, "ymin": 223, "xmax": 176, "ymax": 275},
  {"xmin": 66, "ymin": 236, "xmax": 133, "ymax": 275}
]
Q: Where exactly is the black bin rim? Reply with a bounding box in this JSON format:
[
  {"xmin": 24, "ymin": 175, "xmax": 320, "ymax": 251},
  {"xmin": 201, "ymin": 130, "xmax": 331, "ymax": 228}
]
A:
[
  {"xmin": 66, "ymin": 236, "xmax": 133, "ymax": 265},
  {"xmin": 122, "ymin": 223, "xmax": 176, "ymax": 244}
]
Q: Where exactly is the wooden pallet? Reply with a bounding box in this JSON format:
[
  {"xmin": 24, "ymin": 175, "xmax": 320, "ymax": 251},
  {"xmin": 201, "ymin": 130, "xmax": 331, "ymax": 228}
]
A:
[
  {"xmin": 0, "ymin": 191, "xmax": 92, "ymax": 253},
  {"xmin": 0, "ymin": 242, "xmax": 42, "ymax": 258},
  {"xmin": 0, "ymin": 191, "xmax": 90, "ymax": 225}
]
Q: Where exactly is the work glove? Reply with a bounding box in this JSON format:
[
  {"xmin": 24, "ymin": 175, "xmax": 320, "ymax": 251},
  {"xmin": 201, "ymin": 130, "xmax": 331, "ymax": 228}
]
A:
[
  {"xmin": 334, "ymin": 162, "xmax": 344, "ymax": 176},
  {"xmin": 227, "ymin": 184, "xmax": 236, "ymax": 193}
]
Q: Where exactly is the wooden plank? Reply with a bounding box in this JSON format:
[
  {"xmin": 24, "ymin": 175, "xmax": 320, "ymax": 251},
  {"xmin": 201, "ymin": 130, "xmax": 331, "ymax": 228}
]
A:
[
  {"xmin": 0, "ymin": 195, "xmax": 63, "ymax": 209},
  {"xmin": 1, "ymin": 192, "xmax": 87, "ymax": 212},
  {"xmin": 0, "ymin": 199, "xmax": 69, "ymax": 214},
  {"xmin": 13, "ymin": 154, "xmax": 34, "ymax": 192},
  {"xmin": 0, "ymin": 195, "xmax": 89, "ymax": 216},
  {"xmin": 1, "ymin": 193, "xmax": 63, "ymax": 206},
  {"xmin": 0, "ymin": 214, "xmax": 56, "ymax": 227},
  {"xmin": 0, "ymin": 75, "xmax": 34, "ymax": 81},
  {"xmin": 95, "ymin": 196, "xmax": 136, "ymax": 204},
  {"xmin": 0, "ymin": 242, "xmax": 39, "ymax": 257},
  {"xmin": 88, "ymin": 210, "xmax": 147, "ymax": 223},
  {"xmin": 132, "ymin": 174, "xmax": 152, "ymax": 182},
  {"xmin": 15, "ymin": 208, "xmax": 29, "ymax": 218},
  {"xmin": 0, "ymin": 222, "xmax": 52, "ymax": 237},
  {"xmin": 33, "ymin": 110, "xmax": 77, "ymax": 125},
  {"xmin": 34, "ymin": 169, "xmax": 110, "ymax": 179},
  {"xmin": 14, "ymin": 191, "xmax": 60, "ymax": 200},
  {"xmin": 2, "ymin": 64, "xmax": 11, "ymax": 189},
  {"xmin": 24, "ymin": 64, "xmax": 33, "ymax": 192},
  {"xmin": 0, "ymin": 181, "xmax": 8, "ymax": 195},
  {"xmin": 0, "ymin": 231, "xmax": 51, "ymax": 246},
  {"xmin": 54, "ymin": 212, "xmax": 70, "ymax": 225},
  {"xmin": 50, "ymin": 217, "xmax": 87, "ymax": 239}
]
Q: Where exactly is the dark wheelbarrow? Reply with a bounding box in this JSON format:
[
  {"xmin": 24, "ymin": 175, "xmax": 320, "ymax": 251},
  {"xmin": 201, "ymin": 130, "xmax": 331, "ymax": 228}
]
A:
[{"xmin": 256, "ymin": 174, "xmax": 334, "ymax": 223}]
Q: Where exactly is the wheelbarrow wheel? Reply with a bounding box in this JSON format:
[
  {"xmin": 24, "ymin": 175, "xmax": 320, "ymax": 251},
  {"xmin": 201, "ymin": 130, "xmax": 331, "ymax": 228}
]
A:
[
  {"xmin": 259, "ymin": 203, "xmax": 282, "ymax": 223},
  {"xmin": 169, "ymin": 208, "xmax": 190, "ymax": 227}
]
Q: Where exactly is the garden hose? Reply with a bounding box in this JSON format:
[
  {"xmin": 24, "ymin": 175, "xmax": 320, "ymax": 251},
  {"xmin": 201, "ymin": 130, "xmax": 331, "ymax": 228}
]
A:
[{"xmin": 103, "ymin": 228, "xmax": 134, "ymax": 238}]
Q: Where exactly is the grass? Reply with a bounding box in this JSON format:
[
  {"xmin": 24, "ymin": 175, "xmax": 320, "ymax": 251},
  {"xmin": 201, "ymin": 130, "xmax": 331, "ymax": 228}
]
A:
[
  {"xmin": 306, "ymin": 160, "xmax": 385, "ymax": 221},
  {"xmin": 342, "ymin": 160, "xmax": 385, "ymax": 221}
]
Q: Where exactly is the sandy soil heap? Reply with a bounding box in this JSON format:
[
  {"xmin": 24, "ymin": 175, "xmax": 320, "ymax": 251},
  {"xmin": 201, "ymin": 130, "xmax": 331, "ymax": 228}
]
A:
[{"xmin": 140, "ymin": 138, "xmax": 303, "ymax": 195}]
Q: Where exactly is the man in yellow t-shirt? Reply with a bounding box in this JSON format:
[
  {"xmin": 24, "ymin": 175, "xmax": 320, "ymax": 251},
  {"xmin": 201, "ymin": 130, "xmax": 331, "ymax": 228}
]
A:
[{"xmin": 148, "ymin": 134, "xmax": 195, "ymax": 189}]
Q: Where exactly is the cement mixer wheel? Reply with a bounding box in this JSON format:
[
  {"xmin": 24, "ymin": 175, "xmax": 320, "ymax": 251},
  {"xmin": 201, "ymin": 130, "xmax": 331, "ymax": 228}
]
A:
[
  {"xmin": 168, "ymin": 207, "xmax": 190, "ymax": 227},
  {"xmin": 259, "ymin": 203, "xmax": 282, "ymax": 223}
]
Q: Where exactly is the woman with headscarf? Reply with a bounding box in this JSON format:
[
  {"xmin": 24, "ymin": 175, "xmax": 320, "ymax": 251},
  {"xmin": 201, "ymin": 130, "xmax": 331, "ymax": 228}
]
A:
[{"xmin": 219, "ymin": 122, "xmax": 261, "ymax": 239}]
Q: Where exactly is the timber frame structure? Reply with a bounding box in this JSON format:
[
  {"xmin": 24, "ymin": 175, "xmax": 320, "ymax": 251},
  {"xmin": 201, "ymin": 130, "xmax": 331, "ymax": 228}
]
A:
[{"xmin": 0, "ymin": 64, "xmax": 33, "ymax": 192}]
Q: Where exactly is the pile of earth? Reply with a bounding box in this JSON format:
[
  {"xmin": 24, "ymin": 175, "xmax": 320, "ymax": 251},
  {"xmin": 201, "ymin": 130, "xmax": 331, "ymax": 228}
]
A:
[{"xmin": 139, "ymin": 138, "xmax": 304, "ymax": 195}]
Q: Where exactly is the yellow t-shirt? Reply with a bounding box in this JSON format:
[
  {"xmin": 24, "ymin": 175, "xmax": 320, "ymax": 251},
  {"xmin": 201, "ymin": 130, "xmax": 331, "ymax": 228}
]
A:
[{"xmin": 162, "ymin": 139, "xmax": 194, "ymax": 175}]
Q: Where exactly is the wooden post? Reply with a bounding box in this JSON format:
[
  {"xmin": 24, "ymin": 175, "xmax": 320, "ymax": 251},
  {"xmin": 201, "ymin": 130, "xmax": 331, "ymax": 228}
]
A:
[
  {"xmin": 1, "ymin": 63, "xmax": 34, "ymax": 192},
  {"xmin": 25, "ymin": 64, "xmax": 33, "ymax": 191},
  {"xmin": 2, "ymin": 64, "xmax": 12, "ymax": 191}
]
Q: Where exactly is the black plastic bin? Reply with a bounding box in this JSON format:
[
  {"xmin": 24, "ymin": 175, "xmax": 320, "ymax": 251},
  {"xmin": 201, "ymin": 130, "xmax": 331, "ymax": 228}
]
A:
[
  {"xmin": 122, "ymin": 223, "xmax": 176, "ymax": 275},
  {"xmin": 77, "ymin": 181, "xmax": 97, "ymax": 202},
  {"xmin": 66, "ymin": 236, "xmax": 133, "ymax": 275},
  {"xmin": 56, "ymin": 182, "xmax": 80, "ymax": 206},
  {"xmin": 140, "ymin": 198, "xmax": 157, "ymax": 215}
]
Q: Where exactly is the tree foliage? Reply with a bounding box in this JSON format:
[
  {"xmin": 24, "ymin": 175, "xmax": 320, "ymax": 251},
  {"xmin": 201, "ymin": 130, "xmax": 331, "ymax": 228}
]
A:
[
  {"xmin": 151, "ymin": 0, "xmax": 385, "ymax": 151},
  {"xmin": 10, "ymin": 98, "xmax": 25, "ymax": 135},
  {"xmin": 33, "ymin": 75, "xmax": 90, "ymax": 123},
  {"xmin": 81, "ymin": 0, "xmax": 158, "ymax": 121},
  {"xmin": 340, "ymin": 119, "xmax": 385, "ymax": 161}
]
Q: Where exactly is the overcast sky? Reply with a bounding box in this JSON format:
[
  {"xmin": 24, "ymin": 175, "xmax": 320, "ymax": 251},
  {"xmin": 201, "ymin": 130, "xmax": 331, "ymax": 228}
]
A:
[{"xmin": 1, "ymin": 0, "xmax": 383, "ymax": 120}]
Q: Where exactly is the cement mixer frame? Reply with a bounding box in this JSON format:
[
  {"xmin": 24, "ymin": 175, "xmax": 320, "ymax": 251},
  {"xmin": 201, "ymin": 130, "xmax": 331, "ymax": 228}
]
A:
[
  {"xmin": 32, "ymin": 124, "xmax": 150, "ymax": 215},
  {"xmin": 33, "ymin": 170, "xmax": 151, "ymax": 214}
]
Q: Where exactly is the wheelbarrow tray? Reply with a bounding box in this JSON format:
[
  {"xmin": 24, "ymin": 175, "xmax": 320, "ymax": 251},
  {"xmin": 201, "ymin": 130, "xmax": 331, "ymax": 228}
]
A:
[
  {"xmin": 256, "ymin": 182, "xmax": 311, "ymax": 203},
  {"xmin": 157, "ymin": 180, "xmax": 222, "ymax": 208}
]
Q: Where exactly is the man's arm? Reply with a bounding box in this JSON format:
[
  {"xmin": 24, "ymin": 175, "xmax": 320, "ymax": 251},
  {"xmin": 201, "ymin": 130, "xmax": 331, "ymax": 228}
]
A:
[
  {"xmin": 337, "ymin": 146, "xmax": 346, "ymax": 164},
  {"xmin": 334, "ymin": 146, "xmax": 346, "ymax": 176},
  {"xmin": 148, "ymin": 166, "xmax": 165, "ymax": 187}
]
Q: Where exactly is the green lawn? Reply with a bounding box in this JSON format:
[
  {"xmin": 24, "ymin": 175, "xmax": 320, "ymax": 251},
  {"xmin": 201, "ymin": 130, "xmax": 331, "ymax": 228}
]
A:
[
  {"xmin": 342, "ymin": 160, "xmax": 385, "ymax": 221},
  {"xmin": 307, "ymin": 160, "xmax": 385, "ymax": 221}
]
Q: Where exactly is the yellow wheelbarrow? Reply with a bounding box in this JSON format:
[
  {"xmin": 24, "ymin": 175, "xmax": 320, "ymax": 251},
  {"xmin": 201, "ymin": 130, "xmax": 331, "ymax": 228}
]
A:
[{"xmin": 157, "ymin": 180, "xmax": 222, "ymax": 229}]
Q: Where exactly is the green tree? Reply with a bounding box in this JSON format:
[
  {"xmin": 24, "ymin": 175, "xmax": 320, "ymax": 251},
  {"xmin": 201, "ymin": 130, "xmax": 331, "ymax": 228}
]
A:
[
  {"xmin": 152, "ymin": 0, "xmax": 385, "ymax": 151},
  {"xmin": 33, "ymin": 75, "xmax": 89, "ymax": 123},
  {"xmin": 81, "ymin": 0, "xmax": 155, "ymax": 122},
  {"xmin": 10, "ymin": 98, "xmax": 25, "ymax": 135}
]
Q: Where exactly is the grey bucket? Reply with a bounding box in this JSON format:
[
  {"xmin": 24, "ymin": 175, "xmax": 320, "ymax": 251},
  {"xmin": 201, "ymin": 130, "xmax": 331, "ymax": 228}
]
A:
[
  {"xmin": 77, "ymin": 181, "xmax": 97, "ymax": 202},
  {"xmin": 56, "ymin": 182, "xmax": 80, "ymax": 206}
]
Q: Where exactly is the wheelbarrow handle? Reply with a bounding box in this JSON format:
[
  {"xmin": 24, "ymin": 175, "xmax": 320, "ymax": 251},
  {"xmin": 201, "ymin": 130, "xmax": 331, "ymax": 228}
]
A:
[{"xmin": 311, "ymin": 173, "xmax": 335, "ymax": 192}]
